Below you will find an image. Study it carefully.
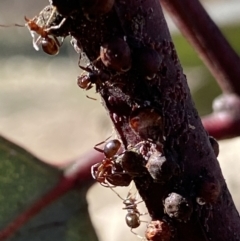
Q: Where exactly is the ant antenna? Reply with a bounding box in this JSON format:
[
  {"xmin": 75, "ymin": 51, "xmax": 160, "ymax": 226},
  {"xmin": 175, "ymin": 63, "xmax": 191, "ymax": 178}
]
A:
[
  {"xmin": 0, "ymin": 23, "xmax": 25, "ymax": 28},
  {"xmin": 86, "ymin": 95, "xmax": 97, "ymax": 101},
  {"xmin": 109, "ymin": 185, "xmax": 126, "ymax": 200}
]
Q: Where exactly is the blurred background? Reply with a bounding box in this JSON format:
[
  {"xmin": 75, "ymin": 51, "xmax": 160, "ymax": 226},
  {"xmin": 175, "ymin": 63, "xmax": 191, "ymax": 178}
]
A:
[{"xmin": 0, "ymin": 0, "xmax": 240, "ymax": 241}]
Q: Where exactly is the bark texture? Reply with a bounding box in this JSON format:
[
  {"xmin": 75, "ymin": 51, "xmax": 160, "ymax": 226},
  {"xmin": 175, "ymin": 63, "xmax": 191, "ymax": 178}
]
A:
[{"xmin": 49, "ymin": 0, "xmax": 240, "ymax": 240}]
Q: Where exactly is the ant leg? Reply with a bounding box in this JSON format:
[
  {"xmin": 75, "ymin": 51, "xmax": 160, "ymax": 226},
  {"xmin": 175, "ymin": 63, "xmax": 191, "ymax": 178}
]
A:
[
  {"xmin": 139, "ymin": 220, "xmax": 149, "ymax": 223},
  {"xmin": 37, "ymin": 5, "xmax": 55, "ymax": 24},
  {"xmin": 134, "ymin": 191, "xmax": 145, "ymax": 206},
  {"xmin": 77, "ymin": 55, "xmax": 94, "ymax": 72},
  {"xmin": 100, "ymin": 180, "xmax": 116, "ymax": 188},
  {"xmin": 86, "ymin": 83, "xmax": 94, "ymax": 91},
  {"xmin": 139, "ymin": 212, "xmax": 148, "ymax": 216},
  {"xmin": 52, "ymin": 35, "xmax": 65, "ymax": 48},
  {"xmin": 125, "ymin": 181, "xmax": 137, "ymax": 199},
  {"xmin": 135, "ymin": 200, "xmax": 144, "ymax": 206},
  {"xmin": 122, "ymin": 201, "xmax": 145, "ymax": 211},
  {"xmin": 45, "ymin": 6, "xmax": 57, "ymax": 26},
  {"xmin": 78, "ymin": 57, "xmax": 101, "ymax": 70},
  {"xmin": 109, "ymin": 186, "xmax": 126, "ymax": 200},
  {"xmin": 79, "ymin": 64, "xmax": 93, "ymax": 73},
  {"xmin": 92, "ymin": 56, "xmax": 101, "ymax": 66},
  {"xmin": 134, "ymin": 141, "xmax": 147, "ymax": 150},
  {"xmin": 130, "ymin": 229, "xmax": 146, "ymax": 240},
  {"xmin": 99, "ymin": 182, "xmax": 115, "ymax": 188},
  {"xmin": 32, "ymin": 35, "xmax": 42, "ymax": 51},
  {"xmin": 91, "ymin": 164, "xmax": 114, "ymax": 188},
  {"xmin": 94, "ymin": 136, "xmax": 112, "ymax": 153},
  {"xmin": 46, "ymin": 17, "xmax": 66, "ymax": 31},
  {"xmin": 91, "ymin": 163, "xmax": 100, "ymax": 179}
]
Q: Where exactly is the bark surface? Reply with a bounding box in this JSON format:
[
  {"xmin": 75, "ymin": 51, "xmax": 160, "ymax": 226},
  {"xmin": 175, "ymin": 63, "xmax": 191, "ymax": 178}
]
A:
[{"xmin": 50, "ymin": 0, "xmax": 240, "ymax": 240}]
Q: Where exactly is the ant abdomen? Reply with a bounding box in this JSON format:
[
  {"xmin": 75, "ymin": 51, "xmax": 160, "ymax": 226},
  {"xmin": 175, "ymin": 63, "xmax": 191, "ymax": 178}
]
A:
[
  {"xmin": 103, "ymin": 139, "xmax": 121, "ymax": 158},
  {"xmin": 125, "ymin": 211, "xmax": 141, "ymax": 228},
  {"xmin": 41, "ymin": 37, "xmax": 59, "ymax": 55}
]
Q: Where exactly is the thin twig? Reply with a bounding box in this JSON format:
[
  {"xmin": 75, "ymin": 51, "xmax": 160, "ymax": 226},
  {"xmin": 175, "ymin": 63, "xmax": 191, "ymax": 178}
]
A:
[{"xmin": 161, "ymin": 0, "xmax": 240, "ymax": 95}]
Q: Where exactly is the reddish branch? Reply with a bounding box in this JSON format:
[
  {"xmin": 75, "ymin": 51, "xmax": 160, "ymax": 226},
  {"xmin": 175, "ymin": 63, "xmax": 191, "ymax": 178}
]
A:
[
  {"xmin": 201, "ymin": 93, "xmax": 240, "ymax": 139},
  {"xmin": 160, "ymin": 0, "xmax": 240, "ymax": 139},
  {"xmin": 202, "ymin": 93, "xmax": 240, "ymax": 139},
  {"xmin": 160, "ymin": 0, "xmax": 240, "ymax": 95}
]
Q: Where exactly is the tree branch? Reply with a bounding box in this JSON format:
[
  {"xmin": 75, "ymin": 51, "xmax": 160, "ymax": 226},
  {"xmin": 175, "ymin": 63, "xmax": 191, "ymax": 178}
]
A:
[
  {"xmin": 202, "ymin": 93, "xmax": 240, "ymax": 139},
  {"xmin": 50, "ymin": 0, "xmax": 240, "ymax": 240},
  {"xmin": 160, "ymin": 0, "xmax": 240, "ymax": 95}
]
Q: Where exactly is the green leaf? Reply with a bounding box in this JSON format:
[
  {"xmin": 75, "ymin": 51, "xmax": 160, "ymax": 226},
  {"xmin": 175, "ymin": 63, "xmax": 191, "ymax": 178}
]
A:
[{"xmin": 0, "ymin": 136, "xmax": 98, "ymax": 241}]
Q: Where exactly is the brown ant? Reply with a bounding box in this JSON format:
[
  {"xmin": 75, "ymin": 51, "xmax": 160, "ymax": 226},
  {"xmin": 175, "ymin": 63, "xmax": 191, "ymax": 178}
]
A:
[
  {"xmin": 0, "ymin": 5, "xmax": 66, "ymax": 55},
  {"xmin": 25, "ymin": 5, "xmax": 67, "ymax": 55},
  {"xmin": 91, "ymin": 139, "xmax": 132, "ymax": 187}
]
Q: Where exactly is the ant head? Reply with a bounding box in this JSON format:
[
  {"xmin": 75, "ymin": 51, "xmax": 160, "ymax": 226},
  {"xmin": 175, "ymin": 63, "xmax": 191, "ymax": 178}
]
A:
[{"xmin": 24, "ymin": 16, "xmax": 39, "ymax": 31}]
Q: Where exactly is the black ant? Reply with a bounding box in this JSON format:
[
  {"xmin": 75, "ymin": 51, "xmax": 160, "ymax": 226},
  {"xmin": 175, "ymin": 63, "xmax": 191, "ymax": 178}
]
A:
[
  {"xmin": 77, "ymin": 56, "xmax": 110, "ymax": 91},
  {"xmin": 111, "ymin": 188, "xmax": 148, "ymax": 239},
  {"xmin": 91, "ymin": 139, "xmax": 132, "ymax": 187},
  {"xmin": 0, "ymin": 5, "xmax": 66, "ymax": 55},
  {"xmin": 124, "ymin": 192, "xmax": 142, "ymax": 229}
]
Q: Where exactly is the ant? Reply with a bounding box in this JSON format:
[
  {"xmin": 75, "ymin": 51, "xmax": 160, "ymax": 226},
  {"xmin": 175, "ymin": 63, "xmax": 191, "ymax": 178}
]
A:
[
  {"xmin": 77, "ymin": 65, "xmax": 103, "ymax": 90},
  {"xmin": 25, "ymin": 5, "xmax": 67, "ymax": 55},
  {"xmin": 91, "ymin": 138, "xmax": 132, "ymax": 187},
  {"xmin": 0, "ymin": 5, "xmax": 66, "ymax": 55},
  {"xmin": 111, "ymin": 187, "xmax": 148, "ymax": 239},
  {"xmin": 77, "ymin": 55, "xmax": 110, "ymax": 91}
]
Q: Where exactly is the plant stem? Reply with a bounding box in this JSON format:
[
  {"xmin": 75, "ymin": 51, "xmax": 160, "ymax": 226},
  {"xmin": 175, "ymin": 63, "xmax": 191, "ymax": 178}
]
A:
[
  {"xmin": 48, "ymin": 0, "xmax": 240, "ymax": 240},
  {"xmin": 161, "ymin": 0, "xmax": 240, "ymax": 95}
]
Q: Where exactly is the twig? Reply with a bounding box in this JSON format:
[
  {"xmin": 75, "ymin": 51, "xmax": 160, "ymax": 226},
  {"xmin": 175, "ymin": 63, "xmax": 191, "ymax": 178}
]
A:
[{"xmin": 160, "ymin": 0, "xmax": 240, "ymax": 95}]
